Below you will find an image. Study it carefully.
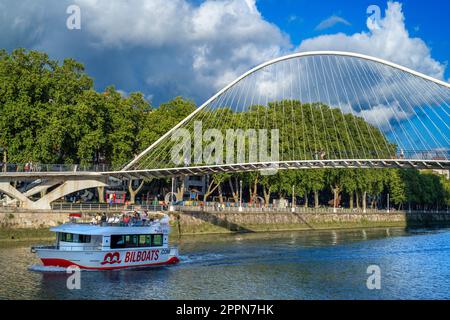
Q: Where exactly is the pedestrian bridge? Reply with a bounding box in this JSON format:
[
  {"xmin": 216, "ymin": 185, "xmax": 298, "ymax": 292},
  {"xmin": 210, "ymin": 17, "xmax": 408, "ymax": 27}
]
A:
[{"xmin": 1, "ymin": 51, "xmax": 449, "ymax": 208}]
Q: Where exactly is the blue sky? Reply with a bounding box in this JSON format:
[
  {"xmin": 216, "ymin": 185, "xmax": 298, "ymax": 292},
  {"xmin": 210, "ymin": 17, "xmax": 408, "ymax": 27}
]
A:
[
  {"xmin": 259, "ymin": 0, "xmax": 449, "ymax": 68},
  {"xmin": 0, "ymin": 0, "xmax": 448, "ymax": 106}
]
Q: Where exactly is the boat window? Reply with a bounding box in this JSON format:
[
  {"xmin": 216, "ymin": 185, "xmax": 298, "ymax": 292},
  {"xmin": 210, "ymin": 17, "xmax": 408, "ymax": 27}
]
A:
[
  {"xmin": 59, "ymin": 233, "xmax": 91, "ymax": 243},
  {"xmin": 79, "ymin": 235, "xmax": 91, "ymax": 243},
  {"xmin": 111, "ymin": 235, "xmax": 126, "ymax": 249},
  {"xmin": 139, "ymin": 235, "xmax": 151, "ymax": 247},
  {"xmin": 152, "ymin": 234, "xmax": 163, "ymax": 247},
  {"xmin": 110, "ymin": 234, "xmax": 163, "ymax": 248},
  {"xmin": 131, "ymin": 235, "xmax": 138, "ymax": 247}
]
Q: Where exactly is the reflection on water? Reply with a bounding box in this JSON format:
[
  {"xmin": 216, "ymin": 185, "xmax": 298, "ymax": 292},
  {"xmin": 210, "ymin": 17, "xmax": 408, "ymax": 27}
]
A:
[{"xmin": 1, "ymin": 227, "xmax": 450, "ymax": 299}]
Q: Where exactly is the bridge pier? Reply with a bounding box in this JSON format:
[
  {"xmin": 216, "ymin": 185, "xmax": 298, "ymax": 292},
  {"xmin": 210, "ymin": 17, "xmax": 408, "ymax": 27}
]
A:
[{"xmin": 0, "ymin": 176, "xmax": 108, "ymax": 210}]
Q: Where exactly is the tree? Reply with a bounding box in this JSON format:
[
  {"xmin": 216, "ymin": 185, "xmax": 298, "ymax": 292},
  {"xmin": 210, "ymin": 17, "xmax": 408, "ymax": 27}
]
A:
[
  {"xmin": 441, "ymin": 175, "xmax": 450, "ymax": 208},
  {"xmin": 342, "ymin": 169, "xmax": 358, "ymax": 209},
  {"xmin": 203, "ymin": 173, "xmax": 228, "ymax": 202},
  {"xmin": 104, "ymin": 88, "xmax": 150, "ymax": 169},
  {"xmin": 137, "ymin": 96, "xmax": 196, "ymax": 152},
  {"xmin": 326, "ymin": 169, "xmax": 345, "ymax": 211},
  {"xmin": 290, "ymin": 170, "xmax": 311, "ymax": 208},
  {"xmin": 308, "ymin": 169, "xmax": 326, "ymax": 208},
  {"xmin": 260, "ymin": 174, "xmax": 277, "ymax": 206},
  {"xmin": 0, "ymin": 49, "xmax": 93, "ymax": 164},
  {"xmin": 227, "ymin": 174, "xmax": 241, "ymax": 203},
  {"xmin": 128, "ymin": 179, "xmax": 146, "ymax": 204},
  {"xmin": 366, "ymin": 170, "xmax": 386, "ymax": 209},
  {"xmin": 386, "ymin": 169, "xmax": 406, "ymax": 209},
  {"xmin": 272, "ymin": 171, "xmax": 294, "ymax": 199}
]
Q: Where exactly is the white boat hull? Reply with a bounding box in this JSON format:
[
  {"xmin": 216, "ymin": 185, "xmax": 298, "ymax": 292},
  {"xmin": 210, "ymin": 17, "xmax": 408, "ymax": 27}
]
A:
[{"xmin": 34, "ymin": 247, "xmax": 179, "ymax": 270}]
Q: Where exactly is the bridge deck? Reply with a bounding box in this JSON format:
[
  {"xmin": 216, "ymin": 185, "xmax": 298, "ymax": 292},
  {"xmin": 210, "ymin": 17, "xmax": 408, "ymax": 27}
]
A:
[{"xmin": 1, "ymin": 159, "xmax": 448, "ymax": 181}]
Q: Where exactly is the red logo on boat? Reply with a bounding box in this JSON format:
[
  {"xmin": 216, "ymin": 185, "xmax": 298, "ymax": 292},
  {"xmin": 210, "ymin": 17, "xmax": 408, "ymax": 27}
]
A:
[{"xmin": 101, "ymin": 252, "xmax": 122, "ymax": 265}]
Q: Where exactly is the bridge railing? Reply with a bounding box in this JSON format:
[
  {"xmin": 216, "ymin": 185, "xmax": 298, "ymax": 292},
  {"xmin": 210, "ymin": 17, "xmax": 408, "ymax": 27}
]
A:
[
  {"xmin": 0, "ymin": 148, "xmax": 447, "ymax": 174},
  {"xmin": 0, "ymin": 163, "xmax": 112, "ymax": 173},
  {"xmin": 301, "ymin": 149, "xmax": 449, "ymax": 161},
  {"xmin": 396, "ymin": 149, "xmax": 449, "ymax": 161}
]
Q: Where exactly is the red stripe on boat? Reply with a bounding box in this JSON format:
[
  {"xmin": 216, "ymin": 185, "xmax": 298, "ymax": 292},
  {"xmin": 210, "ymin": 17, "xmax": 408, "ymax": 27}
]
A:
[{"xmin": 41, "ymin": 256, "xmax": 180, "ymax": 270}]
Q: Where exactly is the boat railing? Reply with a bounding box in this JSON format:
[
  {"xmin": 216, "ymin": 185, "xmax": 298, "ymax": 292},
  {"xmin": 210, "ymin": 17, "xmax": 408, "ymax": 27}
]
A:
[
  {"xmin": 32, "ymin": 244, "xmax": 103, "ymax": 251},
  {"xmin": 59, "ymin": 245, "xmax": 103, "ymax": 251},
  {"xmin": 31, "ymin": 245, "xmax": 58, "ymax": 251},
  {"xmin": 67, "ymin": 220, "xmax": 164, "ymax": 227}
]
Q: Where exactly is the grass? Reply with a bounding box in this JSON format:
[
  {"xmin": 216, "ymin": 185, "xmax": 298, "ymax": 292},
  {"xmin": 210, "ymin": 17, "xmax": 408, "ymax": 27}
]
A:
[{"xmin": 0, "ymin": 228, "xmax": 53, "ymax": 242}]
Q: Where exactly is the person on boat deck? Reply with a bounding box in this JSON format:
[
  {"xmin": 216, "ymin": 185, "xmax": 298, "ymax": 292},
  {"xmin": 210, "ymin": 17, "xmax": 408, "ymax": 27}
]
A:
[
  {"xmin": 141, "ymin": 211, "xmax": 148, "ymax": 224},
  {"xmin": 131, "ymin": 211, "xmax": 139, "ymax": 224},
  {"xmin": 123, "ymin": 215, "xmax": 131, "ymax": 225},
  {"xmin": 100, "ymin": 213, "xmax": 107, "ymax": 223}
]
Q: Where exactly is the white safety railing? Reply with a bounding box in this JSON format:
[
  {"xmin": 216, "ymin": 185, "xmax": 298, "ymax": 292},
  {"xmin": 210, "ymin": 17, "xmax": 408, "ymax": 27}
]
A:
[
  {"xmin": 31, "ymin": 245, "xmax": 102, "ymax": 252},
  {"xmin": 172, "ymin": 205, "xmax": 450, "ymax": 214},
  {"xmin": 51, "ymin": 202, "xmax": 166, "ymax": 212}
]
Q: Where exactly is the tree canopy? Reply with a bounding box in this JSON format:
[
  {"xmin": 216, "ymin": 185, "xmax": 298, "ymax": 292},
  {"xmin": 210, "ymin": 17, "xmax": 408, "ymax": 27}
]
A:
[{"xmin": 0, "ymin": 49, "xmax": 196, "ymax": 168}]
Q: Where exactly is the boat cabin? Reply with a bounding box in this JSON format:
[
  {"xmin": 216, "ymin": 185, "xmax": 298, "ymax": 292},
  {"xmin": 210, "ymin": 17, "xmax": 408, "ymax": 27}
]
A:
[{"xmin": 51, "ymin": 223, "xmax": 169, "ymax": 251}]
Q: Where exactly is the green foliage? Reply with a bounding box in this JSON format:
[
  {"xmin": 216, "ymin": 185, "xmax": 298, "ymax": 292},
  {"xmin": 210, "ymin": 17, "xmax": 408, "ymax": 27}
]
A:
[
  {"xmin": 137, "ymin": 96, "xmax": 196, "ymax": 151},
  {"xmin": 441, "ymin": 175, "xmax": 450, "ymax": 206},
  {"xmin": 386, "ymin": 169, "xmax": 406, "ymax": 206},
  {"xmin": 0, "ymin": 49, "xmax": 193, "ymax": 169},
  {"xmin": 1, "ymin": 49, "xmax": 448, "ymax": 209}
]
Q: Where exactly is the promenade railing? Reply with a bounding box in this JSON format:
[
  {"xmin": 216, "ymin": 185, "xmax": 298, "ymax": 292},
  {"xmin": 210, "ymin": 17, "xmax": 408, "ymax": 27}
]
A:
[
  {"xmin": 171, "ymin": 204, "xmax": 449, "ymax": 214},
  {"xmin": 50, "ymin": 202, "xmax": 165, "ymax": 212}
]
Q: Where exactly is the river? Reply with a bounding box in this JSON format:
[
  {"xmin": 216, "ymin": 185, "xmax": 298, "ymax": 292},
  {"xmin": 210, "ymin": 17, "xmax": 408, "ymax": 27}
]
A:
[{"xmin": 1, "ymin": 227, "xmax": 450, "ymax": 299}]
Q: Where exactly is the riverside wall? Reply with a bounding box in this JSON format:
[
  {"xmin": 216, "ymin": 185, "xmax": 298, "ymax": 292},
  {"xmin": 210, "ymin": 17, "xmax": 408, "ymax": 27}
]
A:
[{"xmin": 2, "ymin": 208, "xmax": 450, "ymax": 233}]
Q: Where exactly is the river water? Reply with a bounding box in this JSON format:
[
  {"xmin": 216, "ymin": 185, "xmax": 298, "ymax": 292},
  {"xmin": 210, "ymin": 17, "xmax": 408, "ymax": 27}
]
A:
[{"xmin": 1, "ymin": 227, "xmax": 450, "ymax": 300}]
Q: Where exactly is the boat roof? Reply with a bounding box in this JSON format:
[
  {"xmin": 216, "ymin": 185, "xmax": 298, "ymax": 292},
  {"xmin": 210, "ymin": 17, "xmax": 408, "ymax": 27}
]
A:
[{"xmin": 50, "ymin": 223, "xmax": 167, "ymax": 236}]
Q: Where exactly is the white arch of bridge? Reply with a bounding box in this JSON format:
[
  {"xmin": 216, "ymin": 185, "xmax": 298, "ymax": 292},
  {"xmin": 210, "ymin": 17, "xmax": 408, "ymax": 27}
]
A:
[{"xmin": 123, "ymin": 50, "xmax": 450, "ymax": 171}]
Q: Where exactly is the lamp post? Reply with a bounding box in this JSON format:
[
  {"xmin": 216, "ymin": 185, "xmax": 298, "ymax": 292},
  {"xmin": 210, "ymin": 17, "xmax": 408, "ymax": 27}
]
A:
[
  {"xmin": 291, "ymin": 185, "xmax": 295, "ymax": 213},
  {"xmin": 387, "ymin": 193, "xmax": 390, "ymax": 213},
  {"xmin": 239, "ymin": 179, "xmax": 243, "ymax": 212},
  {"xmin": 333, "ymin": 193, "xmax": 337, "ymax": 213},
  {"xmin": 169, "ymin": 177, "xmax": 175, "ymax": 212}
]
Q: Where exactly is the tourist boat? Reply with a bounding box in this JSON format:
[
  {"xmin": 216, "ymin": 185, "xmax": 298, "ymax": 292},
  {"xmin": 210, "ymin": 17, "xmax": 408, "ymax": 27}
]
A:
[{"xmin": 31, "ymin": 212, "xmax": 180, "ymax": 270}]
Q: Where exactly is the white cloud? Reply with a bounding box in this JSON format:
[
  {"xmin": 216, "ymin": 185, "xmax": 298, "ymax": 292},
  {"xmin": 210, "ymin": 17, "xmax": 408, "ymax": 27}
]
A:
[
  {"xmin": 356, "ymin": 102, "xmax": 413, "ymax": 130},
  {"xmin": 298, "ymin": 1, "xmax": 446, "ymax": 80},
  {"xmin": 1, "ymin": 0, "xmax": 447, "ymax": 107},
  {"xmin": 75, "ymin": 0, "xmax": 291, "ymax": 94},
  {"xmin": 315, "ymin": 15, "xmax": 351, "ymax": 31},
  {"xmin": 288, "ymin": 15, "xmax": 296, "ymax": 22}
]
